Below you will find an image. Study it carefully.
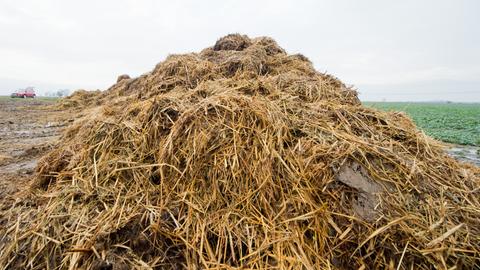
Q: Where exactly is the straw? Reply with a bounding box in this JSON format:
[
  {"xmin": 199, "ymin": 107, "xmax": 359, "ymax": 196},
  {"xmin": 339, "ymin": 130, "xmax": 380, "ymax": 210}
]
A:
[{"xmin": 0, "ymin": 34, "xmax": 479, "ymax": 269}]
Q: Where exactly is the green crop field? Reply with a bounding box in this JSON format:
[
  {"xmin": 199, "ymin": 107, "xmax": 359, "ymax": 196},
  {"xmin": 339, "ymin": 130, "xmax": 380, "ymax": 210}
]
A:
[{"xmin": 364, "ymin": 102, "xmax": 480, "ymax": 146}]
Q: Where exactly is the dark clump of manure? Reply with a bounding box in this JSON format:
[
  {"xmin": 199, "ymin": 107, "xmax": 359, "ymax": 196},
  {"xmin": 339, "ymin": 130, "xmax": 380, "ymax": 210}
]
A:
[{"xmin": 1, "ymin": 34, "xmax": 479, "ymax": 269}]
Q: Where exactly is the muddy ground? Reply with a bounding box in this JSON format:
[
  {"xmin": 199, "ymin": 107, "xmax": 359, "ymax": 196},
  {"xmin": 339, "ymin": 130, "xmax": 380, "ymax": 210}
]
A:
[
  {"xmin": 0, "ymin": 98, "xmax": 479, "ymax": 201},
  {"xmin": 446, "ymin": 144, "xmax": 480, "ymax": 166},
  {"xmin": 0, "ymin": 98, "xmax": 74, "ymax": 202}
]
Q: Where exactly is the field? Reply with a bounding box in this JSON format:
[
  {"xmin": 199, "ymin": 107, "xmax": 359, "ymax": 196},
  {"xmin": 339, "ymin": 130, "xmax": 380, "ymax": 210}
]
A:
[
  {"xmin": 0, "ymin": 95, "xmax": 59, "ymax": 102},
  {"xmin": 364, "ymin": 102, "xmax": 480, "ymax": 146},
  {"xmin": 0, "ymin": 98, "xmax": 73, "ymax": 202}
]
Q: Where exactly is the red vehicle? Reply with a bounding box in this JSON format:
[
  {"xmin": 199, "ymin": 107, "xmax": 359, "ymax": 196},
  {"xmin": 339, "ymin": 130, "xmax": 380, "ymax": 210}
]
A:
[{"xmin": 11, "ymin": 87, "xmax": 36, "ymax": 98}]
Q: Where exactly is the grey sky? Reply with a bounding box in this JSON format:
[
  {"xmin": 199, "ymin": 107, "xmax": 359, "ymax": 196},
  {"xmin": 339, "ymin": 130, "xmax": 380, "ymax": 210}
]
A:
[{"xmin": 1, "ymin": 0, "xmax": 479, "ymax": 101}]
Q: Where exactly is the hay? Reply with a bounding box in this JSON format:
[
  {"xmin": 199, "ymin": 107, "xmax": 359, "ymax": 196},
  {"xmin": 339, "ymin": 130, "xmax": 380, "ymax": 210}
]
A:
[
  {"xmin": 56, "ymin": 89, "xmax": 103, "ymax": 109},
  {"xmin": 117, "ymin": 74, "xmax": 131, "ymax": 83},
  {"xmin": 1, "ymin": 34, "xmax": 479, "ymax": 269},
  {"xmin": 213, "ymin": 33, "xmax": 252, "ymax": 51}
]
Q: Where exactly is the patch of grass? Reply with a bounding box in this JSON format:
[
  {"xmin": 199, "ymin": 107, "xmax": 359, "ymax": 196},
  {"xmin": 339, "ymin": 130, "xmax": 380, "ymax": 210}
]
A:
[
  {"xmin": 364, "ymin": 102, "xmax": 480, "ymax": 146},
  {"xmin": 0, "ymin": 96, "xmax": 59, "ymax": 102}
]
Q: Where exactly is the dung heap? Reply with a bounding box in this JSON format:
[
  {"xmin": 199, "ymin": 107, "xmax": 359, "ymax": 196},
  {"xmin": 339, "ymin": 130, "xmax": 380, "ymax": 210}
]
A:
[
  {"xmin": 1, "ymin": 34, "xmax": 479, "ymax": 269},
  {"xmin": 54, "ymin": 89, "xmax": 103, "ymax": 110}
]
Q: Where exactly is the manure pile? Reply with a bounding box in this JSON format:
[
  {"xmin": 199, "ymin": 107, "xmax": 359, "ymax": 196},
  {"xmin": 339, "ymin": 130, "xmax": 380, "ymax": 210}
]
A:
[
  {"xmin": 1, "ymin": 34, "xmax": 479, "ymax": 269},
  {"xmin": 55, "ymin": 89, "xmax": 103, "ymax": 110}
]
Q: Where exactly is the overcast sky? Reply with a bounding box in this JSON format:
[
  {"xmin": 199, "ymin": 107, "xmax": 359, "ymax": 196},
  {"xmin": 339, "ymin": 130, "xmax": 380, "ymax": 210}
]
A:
[{"xmin": 1, "ymin": 0, "xmax": 479, "ymax": 101}]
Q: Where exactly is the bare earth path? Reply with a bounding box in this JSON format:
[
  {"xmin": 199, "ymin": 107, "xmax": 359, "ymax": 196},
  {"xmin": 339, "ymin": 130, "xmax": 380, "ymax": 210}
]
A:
[{"xmin": 0, "ymin": 98, "xmax": 73, "ymax": 201}]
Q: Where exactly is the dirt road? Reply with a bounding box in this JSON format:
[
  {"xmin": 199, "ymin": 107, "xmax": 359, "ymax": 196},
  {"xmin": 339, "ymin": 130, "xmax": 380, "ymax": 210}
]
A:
[{"xmin": 0, "ymin": 98, "xmax": 73, "ymax": 201}]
